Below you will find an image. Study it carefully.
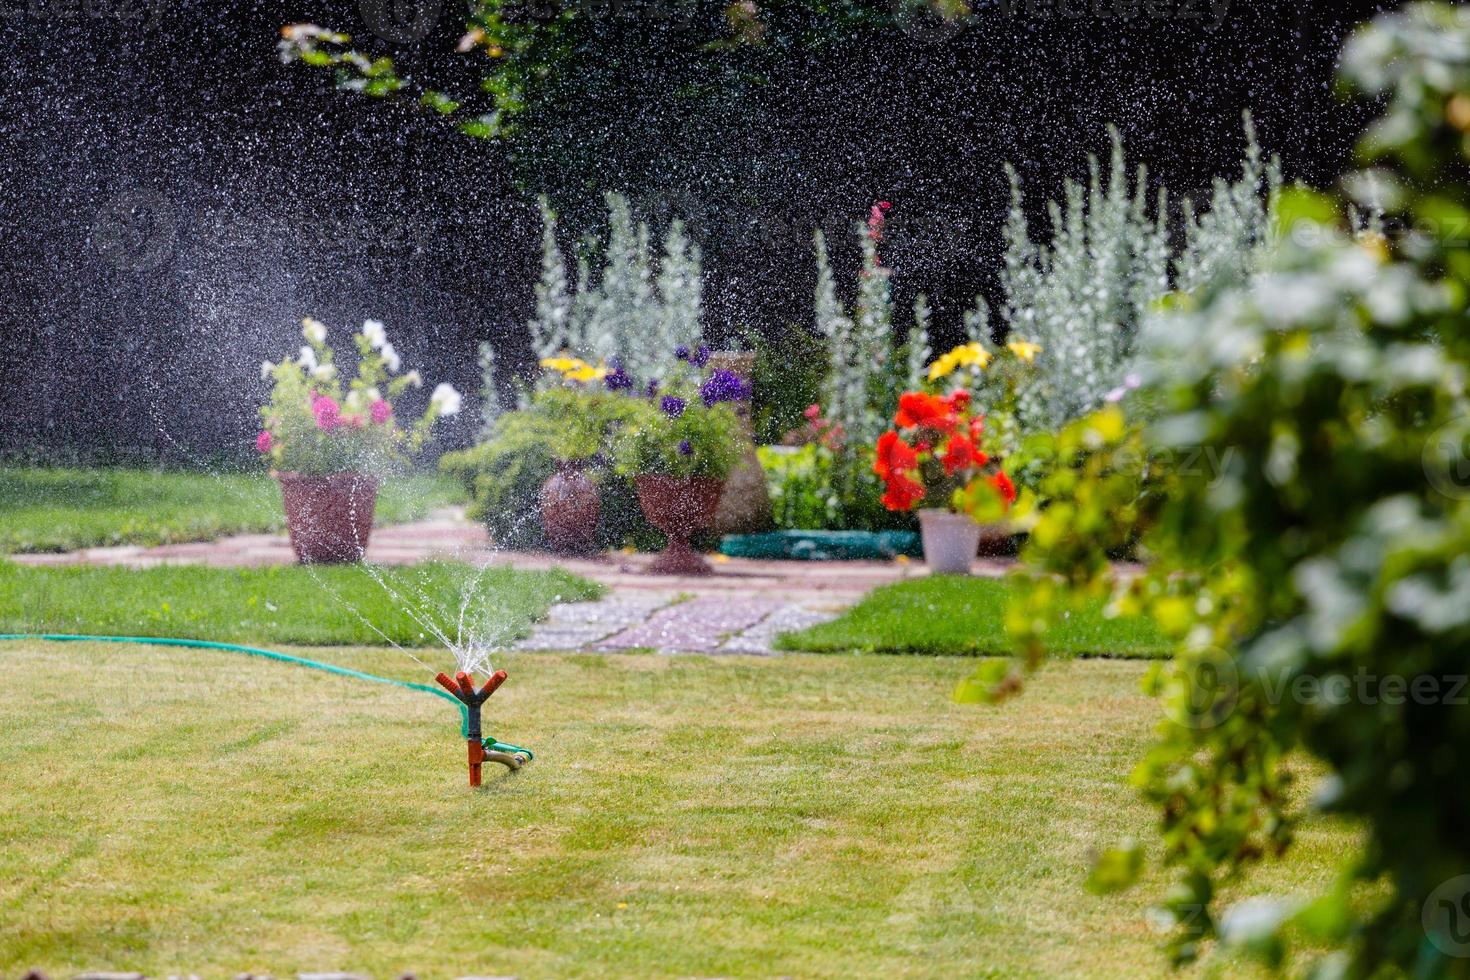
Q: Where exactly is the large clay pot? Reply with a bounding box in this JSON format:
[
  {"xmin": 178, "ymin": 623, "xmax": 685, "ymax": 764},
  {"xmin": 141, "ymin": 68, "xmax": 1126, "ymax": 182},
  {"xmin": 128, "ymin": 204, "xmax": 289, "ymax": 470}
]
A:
[
  {"xmin": 540, "ymin": 461, "xmax": 600, "ymax": 554},
  {"xmin": 275, "ymin": 471, "xmax": 378, "ymax": 564},
  {"xmin": 634, "ymin": 474, "xmax": 725, "ymax": 576}
]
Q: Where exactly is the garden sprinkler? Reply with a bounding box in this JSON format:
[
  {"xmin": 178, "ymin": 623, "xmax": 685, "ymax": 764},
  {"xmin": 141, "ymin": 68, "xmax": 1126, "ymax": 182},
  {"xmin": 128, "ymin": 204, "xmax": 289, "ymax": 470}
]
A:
[{"xmin": 433, "ymin": 669, "xmax": 529, "ymax": 786}]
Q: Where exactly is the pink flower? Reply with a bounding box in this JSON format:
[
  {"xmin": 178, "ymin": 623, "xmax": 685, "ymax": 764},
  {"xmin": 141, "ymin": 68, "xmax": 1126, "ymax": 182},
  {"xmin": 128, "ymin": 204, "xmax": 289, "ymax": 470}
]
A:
[
  {"xmin": 370, "ymin": 399, "xmax": 392, "ymax": 424},
  {"xmin": 311, "ymin": 395, "xmax": 341, "ymax": 431},
  {"xmin": 255, "ymin": 430, "xmax": 272, "ymax": 453}
]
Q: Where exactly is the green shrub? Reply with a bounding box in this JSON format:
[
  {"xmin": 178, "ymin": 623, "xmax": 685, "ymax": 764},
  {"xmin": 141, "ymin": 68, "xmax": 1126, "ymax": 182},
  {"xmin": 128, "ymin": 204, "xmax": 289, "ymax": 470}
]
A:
[{"xmin": 440, "ymin": 389, "xmax": 654, "ymax": 551}]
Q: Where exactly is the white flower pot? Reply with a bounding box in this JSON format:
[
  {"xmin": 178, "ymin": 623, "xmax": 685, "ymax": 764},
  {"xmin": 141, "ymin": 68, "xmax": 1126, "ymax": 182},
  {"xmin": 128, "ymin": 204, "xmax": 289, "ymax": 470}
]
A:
[{"xmin": 918, "ymin": 508, "xmax": 985, "ymax": 575}]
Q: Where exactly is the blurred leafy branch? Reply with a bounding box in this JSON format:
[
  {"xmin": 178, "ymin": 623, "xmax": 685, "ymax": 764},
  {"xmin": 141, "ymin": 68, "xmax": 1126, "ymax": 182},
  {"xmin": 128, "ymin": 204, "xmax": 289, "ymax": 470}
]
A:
[{"xmin": 963, "ymin": 4, "xmax": 1470, "ymax": 974}]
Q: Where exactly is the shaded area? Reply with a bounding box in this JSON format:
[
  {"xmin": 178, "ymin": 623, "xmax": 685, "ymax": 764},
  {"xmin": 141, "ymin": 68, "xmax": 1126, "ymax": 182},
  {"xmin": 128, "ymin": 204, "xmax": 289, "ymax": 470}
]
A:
[{"xmin": 0, "ymin": 0, "xmax": 1394, "ymax": 460}]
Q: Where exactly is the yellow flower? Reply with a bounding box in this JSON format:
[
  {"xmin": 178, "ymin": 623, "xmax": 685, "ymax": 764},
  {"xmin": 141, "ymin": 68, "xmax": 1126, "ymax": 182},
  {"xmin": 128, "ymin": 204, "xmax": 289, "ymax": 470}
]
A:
[
  {"xmin": 564, "ymin": 361, "xmax": 609, "ymax": 383},
  {"xmin": 927, "ymin": 343, "xmax": 992, "ymax": 381},
  {"xmin": 1006, "ymin": 339, "xmax": 1043, "ymax": 364},
  {"xmin": 539, "ymin": 354, "xmax": 580, "ymax": 373},
  {"xmin": 540, "ymin": 353, "xmax": 607, "ymax": 383}
]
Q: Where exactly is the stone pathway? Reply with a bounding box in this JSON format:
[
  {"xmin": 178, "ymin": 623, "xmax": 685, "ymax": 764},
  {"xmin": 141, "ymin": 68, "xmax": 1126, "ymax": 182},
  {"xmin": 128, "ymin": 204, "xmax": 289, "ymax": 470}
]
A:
[{"xmin": 8, "ymin": 509, "xmax": 1016, "ymax": 655}]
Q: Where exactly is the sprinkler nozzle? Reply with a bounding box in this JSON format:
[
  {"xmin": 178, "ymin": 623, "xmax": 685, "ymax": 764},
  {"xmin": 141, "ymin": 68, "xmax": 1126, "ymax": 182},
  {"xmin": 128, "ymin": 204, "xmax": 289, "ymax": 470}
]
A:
[{"xmin": 436, "ymin": 668, "xmax": 513, "ymax": 787}]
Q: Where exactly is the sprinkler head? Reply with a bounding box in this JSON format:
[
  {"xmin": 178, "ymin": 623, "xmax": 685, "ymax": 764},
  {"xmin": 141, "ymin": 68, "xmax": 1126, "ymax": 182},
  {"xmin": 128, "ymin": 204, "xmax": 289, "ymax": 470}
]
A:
[{"xmin": 435, "ymin": 669, "xmax": 510, "ymax": 787}]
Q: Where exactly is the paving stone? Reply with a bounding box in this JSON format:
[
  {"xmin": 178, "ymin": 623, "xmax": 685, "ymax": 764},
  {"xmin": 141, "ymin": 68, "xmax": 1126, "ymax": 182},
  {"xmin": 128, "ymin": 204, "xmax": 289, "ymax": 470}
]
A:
[
  {"xmin": 718, "ymin": 605, "xmax": 840, "ymax": 655},
  {"xmin": 596, "ymin": 596, "xmax": 786, "ymax": 653}
]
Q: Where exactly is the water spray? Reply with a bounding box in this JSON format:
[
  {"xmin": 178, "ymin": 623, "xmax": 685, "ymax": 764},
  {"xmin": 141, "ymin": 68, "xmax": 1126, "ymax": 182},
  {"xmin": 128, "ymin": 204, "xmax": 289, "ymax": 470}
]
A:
[{"xmin": 434, "ymin": 668, "xmax": 526, "ymax": 786}]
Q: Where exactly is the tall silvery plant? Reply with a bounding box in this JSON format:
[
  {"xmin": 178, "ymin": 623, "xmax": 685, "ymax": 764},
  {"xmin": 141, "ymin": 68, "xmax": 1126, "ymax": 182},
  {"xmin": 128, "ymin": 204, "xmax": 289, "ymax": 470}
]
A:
[
  {"xmin": 991, "ymin": 118, "xmax": 1278, "ymax": 433},
  {"xmin": 1176, "ymin": 112, "xmax": 1283, "ymax": 293},
  {"xmin": 998, "ymin": 129, "xmax": 1171, "ymax": 432},
  {"xmin": 490, "ymin": 192, "xmax": 706, "ymax": 411}
]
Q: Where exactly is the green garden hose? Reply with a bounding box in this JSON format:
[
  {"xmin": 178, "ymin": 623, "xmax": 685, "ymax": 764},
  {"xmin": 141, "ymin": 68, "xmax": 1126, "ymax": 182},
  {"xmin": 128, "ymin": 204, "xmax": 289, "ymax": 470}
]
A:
[{"xmin": 0, "ymin": 633, "xmax": 534, "ymax": 760}]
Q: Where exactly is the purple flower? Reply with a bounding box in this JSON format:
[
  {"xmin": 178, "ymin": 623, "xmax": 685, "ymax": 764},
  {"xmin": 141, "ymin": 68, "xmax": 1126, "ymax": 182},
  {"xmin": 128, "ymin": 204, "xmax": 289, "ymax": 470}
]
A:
[
  {"xmin": 690, "ymin": 344, "xmax": 711, "ymax": 368},
  {"xmin": 699, "ymin": 368, "xmax": 752, "ymax": 406},
  {"xmin": 674, "ymin": 345, "xmax": 691, "ymax": 362},
  {"xmin": 645, "ymin": 379, "xmax": 660, "ymax": 398},
  {"xmin": 677, "ymin": 439, "xmax": 693, "ymax": 456},
  {"xmin": 660, "ymin": 395, "xmax": 686, "ymax": 418},
  {"xmin": 604, "ymin": 361, "xmax": 633, "ymax": 391}
]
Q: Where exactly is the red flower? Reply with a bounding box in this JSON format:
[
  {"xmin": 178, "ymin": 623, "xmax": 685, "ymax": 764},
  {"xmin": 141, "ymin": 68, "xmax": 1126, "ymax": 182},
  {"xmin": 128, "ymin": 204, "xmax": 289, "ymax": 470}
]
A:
[
  {"xmin": 969, "ymin": 416, "xmax": 985, "ymax": 442},
  {"xmin": 990, "ymin": 471, "xmax": 1017, "ymax": 506},
  {"xmin": 947, "ymin": 390, "xmax": 971, "ymax": 411},
  {"xmin": 880, "ymin": 473, "xmax": 926, "ymax": 511},
  {"xmin": 895, "ymin": 392, "xmax": 957, "ymax": 432},
  {"xmin": 874, "ymin": 430, "xmax": 919, "ymax": 480},
  {"xmin": 941, "ymin": 434, "xmax": 988, "ymax": 476}
]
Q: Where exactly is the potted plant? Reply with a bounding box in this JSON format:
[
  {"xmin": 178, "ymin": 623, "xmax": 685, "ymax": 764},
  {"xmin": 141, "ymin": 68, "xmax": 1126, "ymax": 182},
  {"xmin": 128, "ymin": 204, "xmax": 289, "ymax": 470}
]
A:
[
  {"xmin": 532, "ymin": 360, "xmax": 650, "ymax": 554},
  {"xmin": 615, "ymin": 351, "xmax": 746, "ymax": 575},
  {"xmin": 873, "ymin": 389, "xmax": 1016, "ymax": 574},
  {"xmin": 257, "ymin": 317, "xmax": 460, "ymax": 563}
]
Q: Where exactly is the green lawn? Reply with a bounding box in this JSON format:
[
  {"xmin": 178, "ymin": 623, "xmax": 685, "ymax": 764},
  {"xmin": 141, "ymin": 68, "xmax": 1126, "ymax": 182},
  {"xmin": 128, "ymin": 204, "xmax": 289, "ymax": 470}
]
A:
[
  {"xmin": 0, "ymin": 561, "xmax": 601, "ymax": 647},
  {"xmin": 778, "ymin": 576, "xmax": 1169, "ymax": 658},
  {"xmin": 0, "ymin": 640, "xmax": 1348, "ymax": 977},
  {"xmin": 0, "ymin": 467, "xmax": 466, "ymax": 553}
]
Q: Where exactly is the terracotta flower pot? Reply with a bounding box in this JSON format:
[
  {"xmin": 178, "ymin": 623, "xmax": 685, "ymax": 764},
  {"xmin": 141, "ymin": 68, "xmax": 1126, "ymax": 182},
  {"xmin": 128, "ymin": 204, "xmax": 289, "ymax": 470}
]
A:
[
  {"xmin": 635, "ymin": 474, "xmax": 725, "ymax": 576},
  {"xmin": 275, "ymin": 471, "xmax": 378, "ymax": 564},
  {"xmin": 540, "ymin": 461, "xmax": 601, "ymax": 554},
  {"xmin": 917, "ymin": 508, "xmax": 1006, "ymax": 575}
]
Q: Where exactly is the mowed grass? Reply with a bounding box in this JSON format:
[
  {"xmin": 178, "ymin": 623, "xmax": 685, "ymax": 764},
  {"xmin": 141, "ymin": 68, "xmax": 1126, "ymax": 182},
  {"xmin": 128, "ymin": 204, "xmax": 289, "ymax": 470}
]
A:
[
  {"xmin": 0, "ymin": 561, "xmax": 601, "ymax": 647},
  {"xmin": 779, "ymin": 576, "xmax": 1169, "ymax": 658},
  {"xmin": 0, "ymin": 467, "xmax": 466, "ymax": 553},
  {"xmin": 0, "ymin": 641, "xmax": 1351, "ymax": 977}
]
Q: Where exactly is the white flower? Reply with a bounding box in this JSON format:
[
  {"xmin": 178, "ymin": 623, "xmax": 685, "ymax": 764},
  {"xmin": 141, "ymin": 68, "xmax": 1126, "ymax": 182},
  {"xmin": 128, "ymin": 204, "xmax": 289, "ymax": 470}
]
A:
[
  {"xmin": 403, "ymin": 370, "xmax": 423, "ymax": 389},
  {"xmin": 260, "ymin": 360, "xmax": 274, "ymax": 380},
  {"xmin": 380, "ymin": 342, "xmax": 401, "ymax": 373},
  {"xmin": 302, "ymin": 317, "xmax": 327, "ymax": 344},
  {"xmin": 430, "ymin": 382, "xmax": 462, "ymax": 417},
  {"xmin": 312, "ymin": 363, "xmax": 336, "ymax": 381},
  {"xmin": 298, "ymin": 345, "xmax": 318, "ymax": 371},
  {"xmin": 361, "ymin": 319, "xmax": 388, "ymax": 350}
]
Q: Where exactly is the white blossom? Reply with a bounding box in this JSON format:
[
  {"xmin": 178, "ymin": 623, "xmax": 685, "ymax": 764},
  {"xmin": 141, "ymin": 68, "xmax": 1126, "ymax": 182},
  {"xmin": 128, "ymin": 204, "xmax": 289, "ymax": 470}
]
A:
[
  {"xmin": 380, "ymin": 342, "xmax": 401, "ymax": 373},
  {"xmin": 301, "ymin": 317, "xmax": 327, "ymax": 344},
  {"xmin": 430, "ymin": 382, "xmax": 462, "ymax": 416},
  {"xmin": 260, "ymin": 360, "xmax": 274, "ymax": 380},
  {"xmin": 403, "ymin": 369, "xmax": 423, "ymax": 388},
  {"xmin": 298, "ymin": 345, "xmax": 317, "ymax": 371},
  {"xmin": 312, "ymin": 363, "xmax": 336, "ymax": 381},
  {"xmin": 362, "ymin": 319, "xmax": 388, "ymax": 350}
]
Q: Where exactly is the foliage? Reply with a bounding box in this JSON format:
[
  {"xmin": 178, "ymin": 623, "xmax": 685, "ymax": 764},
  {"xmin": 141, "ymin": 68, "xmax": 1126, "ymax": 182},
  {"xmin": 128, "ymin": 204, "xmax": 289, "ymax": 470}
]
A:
[
  {"xmin": 258, "ymin": 318, "xmax": 460, "ymax": 476},
  {"xmin": 744, "ymin": 324, "xmax": 828, "ymax": 446},
  {"xmin": 993, "ymin": 120, "xmax": 1281, "ymax": 435},
  {"xmin": 776, "ymin": 576, "xmax": 1167, "ymax": 658},
  {"xmin": 0, "ymin": 560, "xmax": 599, "ymax": 648},
  {"xmin": 970, "ymin": 5, "xmax": 1470, "ymax": 973},
  {"xmin": 758, "ymin": 444, "xmax": 842, "ymax": 531},
  {"xmin": 440, "ymin": 387, "xmax": 650, "ymax": 550},
  {"xmin": 613, "ymin": 372, "xmax": 745, "ymax": 480},
  {"xmin": 0, "ymin": 468, "xmax": 464, "ymax": 554}
]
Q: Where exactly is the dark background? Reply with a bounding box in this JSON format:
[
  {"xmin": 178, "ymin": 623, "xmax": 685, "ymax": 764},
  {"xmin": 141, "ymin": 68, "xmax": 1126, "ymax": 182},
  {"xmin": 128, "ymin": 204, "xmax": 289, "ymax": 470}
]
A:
[{"xmin": 0, "ymin": 0, "xmax": 1395, "ymax": 462}]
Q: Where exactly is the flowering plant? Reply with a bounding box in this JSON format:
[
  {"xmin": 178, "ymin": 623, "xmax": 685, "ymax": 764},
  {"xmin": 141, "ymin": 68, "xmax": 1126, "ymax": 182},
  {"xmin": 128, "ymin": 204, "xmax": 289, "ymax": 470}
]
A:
[
  {"xmin": 613, "ymin": 349, "xmax": 747, "ymax": 480},
  {"xmin": 873, "ymin": 390, "xmax": 1016, "ymax": 519},
  {"xmin": 257, "ymin": 317, "xmax": 460, "ymax": 476}
]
